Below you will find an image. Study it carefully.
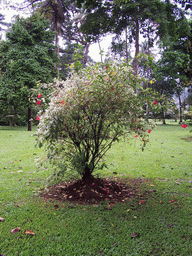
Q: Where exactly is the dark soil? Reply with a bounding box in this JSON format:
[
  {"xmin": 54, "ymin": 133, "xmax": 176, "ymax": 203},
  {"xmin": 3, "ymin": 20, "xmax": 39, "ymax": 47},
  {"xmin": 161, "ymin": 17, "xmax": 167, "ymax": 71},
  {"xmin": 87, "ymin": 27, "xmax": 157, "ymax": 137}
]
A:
[{"xmin": 40, "ymin": 177, "xmax": 150, "ymax": 205}]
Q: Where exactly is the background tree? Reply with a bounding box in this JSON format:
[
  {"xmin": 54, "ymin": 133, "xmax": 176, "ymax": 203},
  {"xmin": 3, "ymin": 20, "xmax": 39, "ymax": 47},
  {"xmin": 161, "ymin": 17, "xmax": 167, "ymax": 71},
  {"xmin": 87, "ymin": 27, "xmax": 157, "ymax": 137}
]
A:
[
  {"xmin": 154, "ymin": 14, "xmax": 192, "ymax": 123},
  {"xmin": 0, "ymin": 14, "xmax": 58, "ymax": 130},
  {"xmin": 28, "ymin": 0, "xmax": 70, "ymax": 76}
]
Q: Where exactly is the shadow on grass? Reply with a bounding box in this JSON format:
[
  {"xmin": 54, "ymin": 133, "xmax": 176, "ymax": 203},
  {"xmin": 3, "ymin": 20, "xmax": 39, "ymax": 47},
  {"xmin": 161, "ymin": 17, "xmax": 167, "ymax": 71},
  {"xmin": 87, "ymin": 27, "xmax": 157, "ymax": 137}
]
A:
[{"xmin": 0, "ymin": 126, "xmax": 37, "ymax": 132}]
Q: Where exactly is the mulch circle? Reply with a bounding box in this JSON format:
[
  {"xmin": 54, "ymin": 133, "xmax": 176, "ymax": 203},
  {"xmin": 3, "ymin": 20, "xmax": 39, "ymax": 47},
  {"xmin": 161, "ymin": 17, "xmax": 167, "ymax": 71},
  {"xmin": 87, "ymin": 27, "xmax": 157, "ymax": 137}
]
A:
[{"xmin": 40, "ymin": 177, "xmax": 150, "ymax": 205}]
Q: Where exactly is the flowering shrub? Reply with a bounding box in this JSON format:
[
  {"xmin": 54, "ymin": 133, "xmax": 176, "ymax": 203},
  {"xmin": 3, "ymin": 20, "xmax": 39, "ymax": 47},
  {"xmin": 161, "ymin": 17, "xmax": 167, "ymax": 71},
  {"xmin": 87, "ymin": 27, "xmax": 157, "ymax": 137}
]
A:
[{"xmin": 37, "ymin": 62, "xmax": 154, "ymax": 180}]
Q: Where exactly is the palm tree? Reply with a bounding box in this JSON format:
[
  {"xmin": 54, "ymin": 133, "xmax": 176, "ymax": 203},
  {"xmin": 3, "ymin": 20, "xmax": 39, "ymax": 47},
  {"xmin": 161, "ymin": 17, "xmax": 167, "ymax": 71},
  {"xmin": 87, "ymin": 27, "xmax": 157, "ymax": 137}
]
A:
[{"xmin": 30, "ymin": 0, "xmax": 69, "ymax": 76}]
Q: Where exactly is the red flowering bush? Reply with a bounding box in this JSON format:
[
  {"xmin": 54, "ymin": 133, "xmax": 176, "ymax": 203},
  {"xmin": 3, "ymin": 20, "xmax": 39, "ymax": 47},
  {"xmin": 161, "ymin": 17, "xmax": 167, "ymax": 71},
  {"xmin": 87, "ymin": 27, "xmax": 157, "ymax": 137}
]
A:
[{"xmin": 37, "ymin": 62, "xmax": 154, "ymax": 181}]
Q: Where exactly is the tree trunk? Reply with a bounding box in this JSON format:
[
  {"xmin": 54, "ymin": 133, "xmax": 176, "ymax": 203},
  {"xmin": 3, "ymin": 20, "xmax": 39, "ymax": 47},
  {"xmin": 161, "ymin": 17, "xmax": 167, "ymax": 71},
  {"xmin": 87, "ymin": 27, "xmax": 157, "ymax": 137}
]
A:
[
  {"xmin": 55, "ymin": 33, "xmax": 60, "ymax": 78},
  {"xmin": 82, "ymin": 166, "xmax": 94, "ymax": 181},
  {"xmin": 178, "ymin": 94, "xmax": 182, "ymax": 124},
  {"xmin": 28, "ymin": 107, "xmax": 32, "ymax": 131},
  {"xmin": 133, "ymin": 18, "xmax": 139, "ymax": 76},
  {"xmin": 162, "ymin": 110, "xmax": 166, "ymax": 125},
  {"xmin": 125, "ymin": 28, "xmax": 128, "ymax": 64}
]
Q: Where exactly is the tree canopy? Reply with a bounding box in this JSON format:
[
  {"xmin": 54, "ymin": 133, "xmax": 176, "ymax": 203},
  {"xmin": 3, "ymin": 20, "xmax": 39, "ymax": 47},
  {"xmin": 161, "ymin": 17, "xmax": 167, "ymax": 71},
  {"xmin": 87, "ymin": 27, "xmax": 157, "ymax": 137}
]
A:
[{"xmin": 0, "ymin": 14, "xmax": 58, "ymax": 130}]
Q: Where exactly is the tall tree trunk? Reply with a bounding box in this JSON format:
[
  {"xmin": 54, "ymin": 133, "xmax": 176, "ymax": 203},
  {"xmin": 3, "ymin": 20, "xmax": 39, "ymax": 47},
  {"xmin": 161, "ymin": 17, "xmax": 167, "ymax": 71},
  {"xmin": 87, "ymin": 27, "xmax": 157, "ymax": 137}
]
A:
[
  {"xmin": 162, "ymin": 111, "xmax": 166, "ymax": 125},
  {"xmin": 28, "ymin": 107, "xmax": 32, "ymax": 131},
  {"xmin": 55, "ymin": 32, "xmax": 60, "ymax": 78},
  {"xmin": 133, "ymin": 18, "xmax": 139, "ymax": 76},
  {"xmin": 178, "ymin": 94, "xmax": 182, "ymax": 124},
  {"xmin": 125, "ymin": 28, "xmax": 128, "ymax": 64}
]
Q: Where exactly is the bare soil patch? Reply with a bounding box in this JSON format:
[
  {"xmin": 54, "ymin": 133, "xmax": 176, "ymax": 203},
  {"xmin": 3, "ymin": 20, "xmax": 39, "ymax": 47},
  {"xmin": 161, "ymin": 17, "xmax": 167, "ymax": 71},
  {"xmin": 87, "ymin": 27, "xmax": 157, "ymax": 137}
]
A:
[{"xmin": 40, "ymin": 177, "xmax": 151, "ymax": 205}]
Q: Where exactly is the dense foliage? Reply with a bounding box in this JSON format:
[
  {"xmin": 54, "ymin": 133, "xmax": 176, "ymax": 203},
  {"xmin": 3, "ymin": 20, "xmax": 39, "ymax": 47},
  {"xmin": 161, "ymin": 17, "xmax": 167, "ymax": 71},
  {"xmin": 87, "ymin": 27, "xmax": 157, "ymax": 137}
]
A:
[
  {"xmin": 37, "ymin": 62, "xmax": 155, "ymax": 180},
  {"xmin": 0, "ymin": 14, "xmax": 58, "ymax": 130}
]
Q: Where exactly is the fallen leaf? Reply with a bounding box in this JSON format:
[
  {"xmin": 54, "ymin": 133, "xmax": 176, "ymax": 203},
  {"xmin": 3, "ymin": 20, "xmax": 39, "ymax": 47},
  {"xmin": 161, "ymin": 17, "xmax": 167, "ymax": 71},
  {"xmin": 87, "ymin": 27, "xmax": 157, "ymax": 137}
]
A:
[
  {"xmin": 175, "ymin": 182, "xmax": 181, "ymax": 185},
  {"xmin": 131, "ymin": 233, "xmax": 139, "ymax": 238},
  {"xmin": 106, "ymin": 205, "xmax": 112, "ymax": 210},
  {"xmin": 11, "ymin": 227, "xmax": 21, "ymax": 234},
  {"xmin": 24, "ymin": 230, "xmax": 35, "ymax": 235},
  {"xmin": 54, "ymin": 205, "xmax": 59, "ymax": 210},
  {"xmin": 167, "ymin": 224, "xmax": 174, "ymax": 228},
  {"xmin": 181, "ymin": 124, "xmax": 187, "ymax": 128},
  {"xmin": 139, "ymin": 200, "xmax": 145, "ymax": 205},
  {"xmin": 14, "ymin": 204, "xmax": 21, "ymax": 208},
  {"xmin": 181, "ymin": 235, "xmax": 188, "ymax": 241}
]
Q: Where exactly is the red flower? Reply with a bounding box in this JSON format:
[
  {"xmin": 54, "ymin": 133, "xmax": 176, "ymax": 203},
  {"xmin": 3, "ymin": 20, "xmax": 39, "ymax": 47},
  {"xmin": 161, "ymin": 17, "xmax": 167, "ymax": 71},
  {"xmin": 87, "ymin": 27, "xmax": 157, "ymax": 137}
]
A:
[
  {"xmin": 105, "ymin": 65, "xmax": 108, "ymax": 69},
  {"xmin": 181, "ymin": 124, "xmax": 187, "ymax": 128},
  {"xmin": 153, "ymin": 100, "xmax": 158, "ymax": 105},
  {"xmin": 170, "ymin": 200, "xmax": 174, "ymax": 203},
  {"xmin": 38, "ymin": 94, "xmax": 42, "ymax": 98},
  {"xmin": 60, "ymin": 100, "xmax": 65, "ymax": 105},
  {"xmin": 36, "ymin": 101, "xmax": 41, "ymax": 105},
  {"xmin": 111, "ymin": 87, "xmax": 115, "ymax": 90},
  {"xmin": 147, "ymin": 129, "xmax": 152, "ymax": 133},
  {"xmin": 134, "ymin": 135, "xmax": 138, "ymax": 138},
  {"xmin": 36, "ymin": 116, "xmax": 40, "ymax": 121}
]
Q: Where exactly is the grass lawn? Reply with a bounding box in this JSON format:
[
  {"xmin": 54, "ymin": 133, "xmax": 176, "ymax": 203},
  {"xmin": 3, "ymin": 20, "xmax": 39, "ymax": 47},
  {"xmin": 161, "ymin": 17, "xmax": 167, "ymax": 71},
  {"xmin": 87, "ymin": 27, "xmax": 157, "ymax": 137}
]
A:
[{"xmin": 0, "ymin": 121, "xmax": 192, "ymax": 255}]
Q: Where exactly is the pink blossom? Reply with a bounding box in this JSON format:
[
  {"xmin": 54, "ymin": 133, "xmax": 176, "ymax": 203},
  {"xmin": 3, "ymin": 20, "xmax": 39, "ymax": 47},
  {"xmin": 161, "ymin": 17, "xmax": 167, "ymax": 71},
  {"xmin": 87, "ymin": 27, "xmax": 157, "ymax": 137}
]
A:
[
  {"xmin": 38, "ymin": 94, "xmax": 42, "ymax": 98},
  {"xmin": 36, "ymin": 101, "xmax": 41, "ymax": 105},
  {"xmin": 36, "ymin": 116, "xmax": 40, "ymax": 121},
  {"xmin": 147, "ymin": 129, "xmax": 152, "ymax": 133}
]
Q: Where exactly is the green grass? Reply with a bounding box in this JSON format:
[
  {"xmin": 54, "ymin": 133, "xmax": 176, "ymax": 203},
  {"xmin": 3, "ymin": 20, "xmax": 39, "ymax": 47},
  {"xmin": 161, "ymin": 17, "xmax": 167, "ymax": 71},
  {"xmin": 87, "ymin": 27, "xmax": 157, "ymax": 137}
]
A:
[{"xmin": 0, "ymin": 121, "xmax": 192, "ymax": 255}]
